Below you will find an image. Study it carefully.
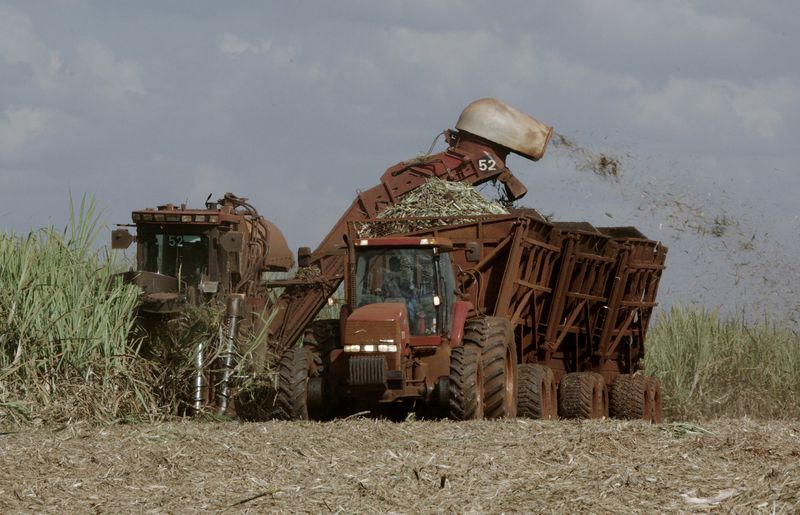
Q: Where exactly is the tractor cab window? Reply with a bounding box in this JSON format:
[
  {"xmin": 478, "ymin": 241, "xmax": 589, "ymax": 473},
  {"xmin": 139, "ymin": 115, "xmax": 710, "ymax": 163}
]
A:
[
  {"xmin": 354, "ymin": 247, "xmax": 454, "ymax": 336},
  {"xmin": 139, "ymin": 231, "xmax": 209, "ymax": 285}
]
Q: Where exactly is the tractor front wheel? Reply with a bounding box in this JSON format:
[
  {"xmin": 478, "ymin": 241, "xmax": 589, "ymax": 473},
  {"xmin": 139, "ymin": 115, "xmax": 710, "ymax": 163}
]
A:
[
  {"xmin": 274, "ymin": 346, "xmax": 323, "ymax": 420},
  {"xmin": 448, "ymin": 343, "xmax": 484, "ymax": 420}
]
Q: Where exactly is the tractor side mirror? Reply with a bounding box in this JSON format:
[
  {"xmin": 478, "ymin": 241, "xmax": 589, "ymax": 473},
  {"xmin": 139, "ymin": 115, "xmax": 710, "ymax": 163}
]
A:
[
  {"xmin": 220, "ymin": 231, "xmax": 245, "ymax": 252},
  {"xmin": 297, "ymin": 246, "xmax": 312, "ymax": 268},
  {"xmin": 112, "ymin": 228, "xmax": 135, "ymax": 249},
  {"xmin": 465, "ymin": 241, "xmax": 481, "ymax": 263}
]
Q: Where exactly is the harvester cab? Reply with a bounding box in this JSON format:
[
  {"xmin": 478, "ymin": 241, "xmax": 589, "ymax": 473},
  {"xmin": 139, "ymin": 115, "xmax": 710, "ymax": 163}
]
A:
[
  {"xmin": 112, "ymin": 193, "xmax": 293, "ymax": 313},
  {"xmin": 112, "ymin": 193, "xmax": 293, "ymax": 415}
]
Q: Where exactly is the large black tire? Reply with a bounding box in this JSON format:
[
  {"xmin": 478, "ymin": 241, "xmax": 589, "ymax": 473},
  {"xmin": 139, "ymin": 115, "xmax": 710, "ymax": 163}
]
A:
[
  {"xmin": 464, "ymin": 317, "xmax": 517, "ymax": 419},
  {"xmin": 448, "ymin": 344, "xmax": 484, "ymax": 420},
  {"xmin": 274, "ymin": 347, "xmax": 322, "ymax": 420},
  {"xmin": 518, "ymin": 364, "xmax": 556, "ymax": 419},
  {"xmin": 558, "ymin": 372, "xmax": 608, "ymax": 419},
  {"xmin": 609, "ymin": 374, "xmax": 650, "ymax": 421}
]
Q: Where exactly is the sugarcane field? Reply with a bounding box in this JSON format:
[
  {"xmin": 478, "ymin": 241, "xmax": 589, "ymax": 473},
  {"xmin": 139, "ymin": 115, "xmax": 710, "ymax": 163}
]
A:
[{"xmin": 2, "ymin": 4, "xmax": 800, "ymax": 513}]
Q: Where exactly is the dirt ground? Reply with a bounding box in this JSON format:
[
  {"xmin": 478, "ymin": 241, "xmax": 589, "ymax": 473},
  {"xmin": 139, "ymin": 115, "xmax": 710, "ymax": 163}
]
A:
[{"xmin": 1, "ymin": 418, "xmax": 798, "ymax": 513}]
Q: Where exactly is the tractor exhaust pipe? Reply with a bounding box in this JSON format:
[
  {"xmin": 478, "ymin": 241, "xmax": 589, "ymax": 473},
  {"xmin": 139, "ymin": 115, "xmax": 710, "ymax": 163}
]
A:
[{"xmin": 216, "ymin": 294, "xmax": 245, "ymax": 415}]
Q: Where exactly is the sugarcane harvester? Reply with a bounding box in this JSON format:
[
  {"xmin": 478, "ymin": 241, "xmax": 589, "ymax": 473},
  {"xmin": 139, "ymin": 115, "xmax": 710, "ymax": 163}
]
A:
[
  {"xmin": 112, "ymin": 193, "xmax": 294, "ymax": 415},
  {"xmin": 272, "ymin": 99, "xmax": 667, "ymax": 421}
]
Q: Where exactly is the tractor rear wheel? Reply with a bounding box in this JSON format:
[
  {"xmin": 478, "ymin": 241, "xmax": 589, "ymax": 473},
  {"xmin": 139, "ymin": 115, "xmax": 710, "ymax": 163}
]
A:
[
  {"xmin": 448, "ymin": 343, "xmax": 484, "ymax": 420},
  {"xmin": 464, "ymin": 317, "xmax": 517, "ymax": 419},
  {"xmin": 518, "ymin": 364, "xmax": 556, "ymax": 419},
  {"xmin": 274, "ymin": 346, "xmax": 323, "ymax": 420},
  {"xmin": 558, "ymin": 372, "xmax": 608, "ymax": 419},
  {"xmin": 609, "ymin": 374, "xmax": 650, "ymax": 421}
]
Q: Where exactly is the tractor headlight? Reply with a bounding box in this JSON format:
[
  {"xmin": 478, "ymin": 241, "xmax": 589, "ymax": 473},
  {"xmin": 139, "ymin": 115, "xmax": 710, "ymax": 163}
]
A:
[{"xmin": 344, "ymin": 344, "xmax": 398, "ymax": 353}]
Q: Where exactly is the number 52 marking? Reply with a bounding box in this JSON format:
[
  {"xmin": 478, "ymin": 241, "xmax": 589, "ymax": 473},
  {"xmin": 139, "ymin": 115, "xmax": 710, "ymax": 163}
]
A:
[{"xmin": 478, "ymin": 156, "xmax": 497, "ymax": 172}]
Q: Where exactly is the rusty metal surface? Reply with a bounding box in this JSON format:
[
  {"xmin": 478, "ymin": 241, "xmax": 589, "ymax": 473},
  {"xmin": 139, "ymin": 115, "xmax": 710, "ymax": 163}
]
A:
[
  {"xmin": 594, "ymin": 230, "xmax": 668, "ymax": 380},
  {"xmin": 539, "ymin": 227, "xmax": 618, "ymax": 382},
  {"xmin": 260, "ymin": 218, "xmax": 294, "ymax": 271}
]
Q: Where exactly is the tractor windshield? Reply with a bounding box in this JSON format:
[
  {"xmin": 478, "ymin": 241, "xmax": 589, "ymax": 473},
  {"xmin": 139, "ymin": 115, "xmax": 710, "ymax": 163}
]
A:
[
  {"xmin": 354, "ymin": 247, "xmax": 454, "ymax": 336},
  {"xmin": 138, "ymin": 230, "xmax": 209, "ymax": 286}
]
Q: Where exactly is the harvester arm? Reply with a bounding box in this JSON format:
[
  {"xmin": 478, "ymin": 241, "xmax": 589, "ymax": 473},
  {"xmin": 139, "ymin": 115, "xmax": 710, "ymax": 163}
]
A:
[
  {"xmin": 268, "ymin": 133, "xmax": 531, "ymax": 352},
  {"xmin": 267, "ymin": 99, "xmax": 552, "ymax": 353}
]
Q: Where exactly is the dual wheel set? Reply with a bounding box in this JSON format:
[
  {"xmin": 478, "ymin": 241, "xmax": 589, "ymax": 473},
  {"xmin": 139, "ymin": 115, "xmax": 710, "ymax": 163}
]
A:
[{"xmin": 449, "ymin": 316, "xmax": 663, "ymax": 423}]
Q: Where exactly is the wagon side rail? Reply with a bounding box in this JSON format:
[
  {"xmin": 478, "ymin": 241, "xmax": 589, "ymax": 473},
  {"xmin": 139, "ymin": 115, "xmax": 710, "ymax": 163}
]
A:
[
  {"xmin": 596, "ymin": 230, "xmax": 668, "ymax": 374},
  {"xmin": 541, "ymin": 228, "xmax": 618, "ymax": 366}
]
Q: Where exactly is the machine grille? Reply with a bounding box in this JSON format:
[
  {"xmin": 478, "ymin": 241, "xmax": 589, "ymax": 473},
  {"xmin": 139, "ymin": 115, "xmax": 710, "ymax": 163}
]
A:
[{"xmin": 348, "ymin": 355, "xmax": 387, "ymax": 386}]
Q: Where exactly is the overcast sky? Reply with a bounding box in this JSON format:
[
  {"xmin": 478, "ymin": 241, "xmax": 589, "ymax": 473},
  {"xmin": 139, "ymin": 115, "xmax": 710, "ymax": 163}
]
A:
[{"xmin": 1, "ymin": 1, "xmax": 798, "ymax": 317}]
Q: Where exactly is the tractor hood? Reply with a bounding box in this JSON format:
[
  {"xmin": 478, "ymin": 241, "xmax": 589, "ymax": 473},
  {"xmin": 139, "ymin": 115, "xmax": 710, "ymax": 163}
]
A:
[{"xmin": 344, "ymin": 303, "xmax": 411, "ymax": 349}]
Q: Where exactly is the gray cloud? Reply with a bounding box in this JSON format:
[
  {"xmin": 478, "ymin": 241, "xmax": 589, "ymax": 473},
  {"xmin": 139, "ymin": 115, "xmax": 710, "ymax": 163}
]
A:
[
  {"xmin": 0, "ymin": 106, "xmax": 50, "ymax": 156},
  {"xmin": 1, "ymin": 1, "xmax": 798, "ymax": 316},
  {"xmin": 76, "ymin": 40, "xmax": 145, "ymax": 102},
  {"xmin": 0, "ymin": 5, "xmax": 62, "ymax": 92}
]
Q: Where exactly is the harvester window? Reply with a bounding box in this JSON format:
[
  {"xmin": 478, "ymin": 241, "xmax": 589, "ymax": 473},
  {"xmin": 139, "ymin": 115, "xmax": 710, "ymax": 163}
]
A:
[{"xmin": 140, "ymin": 232, "xmax": 209, "ymax": 286}]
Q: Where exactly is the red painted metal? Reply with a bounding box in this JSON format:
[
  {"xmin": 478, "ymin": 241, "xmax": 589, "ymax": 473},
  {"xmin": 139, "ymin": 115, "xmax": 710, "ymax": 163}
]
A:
[{"xmin": 449, "ymin": 300, "xmax": 472, "ymax": 347}]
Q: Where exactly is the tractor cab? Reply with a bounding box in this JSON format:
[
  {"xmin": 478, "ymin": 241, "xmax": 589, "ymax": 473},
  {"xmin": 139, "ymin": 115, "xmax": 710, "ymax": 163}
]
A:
[{"xmin": 343, "ymin": 237, "xmax": 458, "ymax": 359}]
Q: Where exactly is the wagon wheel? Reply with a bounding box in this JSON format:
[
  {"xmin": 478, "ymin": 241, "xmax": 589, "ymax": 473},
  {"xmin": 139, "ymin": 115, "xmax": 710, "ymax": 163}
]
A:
[
  {"xmin": 558, "ymin": 372, "xmax": 608, "ymax": 419},
  {"xmin": 610, "ymin": 374, "xmax": 657, "ymax": 422},
  {"xmin": 518, "ymin": 364, "xmax": 555, "ymax": 419},
  {"xmin": 449, "ymin": 343, "xmax": 485, "ymax": 420},
  {"xmin": 646, "ymin": 376, "xmax": 663, "ymax": 424},
  {"xmin": 274, "ymin": 346, "xmax": 323, "ymax": 420}
]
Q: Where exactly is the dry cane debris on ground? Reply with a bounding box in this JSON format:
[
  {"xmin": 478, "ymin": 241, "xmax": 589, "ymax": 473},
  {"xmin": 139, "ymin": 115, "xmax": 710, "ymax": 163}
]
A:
[{"xmin": 1, "ymin": 418, "xmax": 798, "ymax": 513}]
